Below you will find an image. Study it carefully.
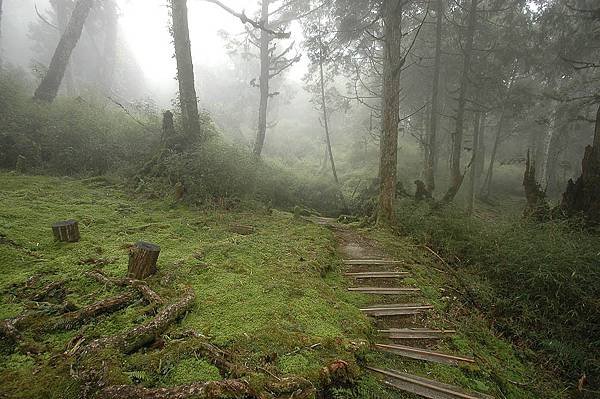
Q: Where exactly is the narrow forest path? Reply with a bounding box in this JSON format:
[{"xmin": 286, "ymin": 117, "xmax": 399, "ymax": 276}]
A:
[{"xmin": 311, "ymin": 216, "xmax": 495, "ymax": 399}]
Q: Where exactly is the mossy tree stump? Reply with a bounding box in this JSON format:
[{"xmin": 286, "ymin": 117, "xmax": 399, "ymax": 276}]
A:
[
  {"xmin": 128, "ymin": 242, "xmax": 160, "ymax": 279},
  {"xmin": 52, "ymin": 220, "xmax": 80, "ymax": 242}
]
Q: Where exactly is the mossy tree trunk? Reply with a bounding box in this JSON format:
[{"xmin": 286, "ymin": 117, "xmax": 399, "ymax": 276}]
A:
[
  {"xmin": 33, "ymin": 0, "xmax": 94, "ymax": 102},
  {"xmin": 171, "ymin": 0, "xmax": 202, "ymax": 139},
  {"xmin": 378, "ymin": 0, "xmax": 403, "ymax": 225}
]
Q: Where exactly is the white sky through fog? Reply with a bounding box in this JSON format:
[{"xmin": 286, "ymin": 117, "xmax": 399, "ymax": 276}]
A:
[{"xmin": 118, "ymin": 0, "xmax": 306, "ymax": 100}]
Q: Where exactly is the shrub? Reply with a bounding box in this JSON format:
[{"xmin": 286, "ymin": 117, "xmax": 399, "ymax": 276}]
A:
[{"xmin": 393, "ymin": 199, "xmax": 600, "ymax": 382}]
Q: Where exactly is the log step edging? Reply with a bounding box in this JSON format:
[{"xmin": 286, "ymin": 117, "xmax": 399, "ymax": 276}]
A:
[
  {"xmin": 375, "ymin": 343, "xmax": 475, "ymax": 366},
  {"xmin": 361, "ymin": 304, "xmax": 433, "ymax": 316},
  {"xmin": 344, "ymin": 271, "xmax": 409, "ymax": 278},
  {"xmin": 343, "ymin": 259, "xmax": 403, "ymax": 265},
  {"xmin": 378, "ymin": 328, "xmax": 456, "ymax": 339},
  {"xmin": 367, "ymin": 367, "xmax": 494, "ymax": 399},
  {"xmin": 348, "ymin": 287, "xmax": 420, "ymax": 295}
]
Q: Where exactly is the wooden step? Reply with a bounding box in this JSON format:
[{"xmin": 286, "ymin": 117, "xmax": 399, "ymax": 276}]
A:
[
  {"xmin": 361, "ymin": 304, "xmax": 433, "ymax": 316},
  {"xmin": 367, "ymin": 367, "xmax": 494, "ymax": 399},
  {"xmin": 348, "ymin": 287, "xmax": 420, "ymax": 295},
  {"xmin": 378, "ymin": 328, "xmax": 456, "ymax": 340},
  {"xmin": 344, "ymin": 271, "xmax": 409, "ymax": 278},
  {"xmin": 344, "ymin": 259, "xmax": 403, "ymax": 265},
  {"xmin": 375, "ymin": 343, "xmax": 475, "ymax": 366}
]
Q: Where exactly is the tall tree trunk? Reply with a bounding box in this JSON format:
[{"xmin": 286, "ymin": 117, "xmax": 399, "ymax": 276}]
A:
[
  {"xmin": 467, "ymin": 111, "xmax": 483, "ymax": 215},
  {"xmin": 445, "ymin": 0, "xmax": 477, "ymax": 202},
  {"xmin": 171, "ymin": 0, "xmax": 201, "ymax": 139},
  {"xmin": 0, "ymin": 0, "xmax": 4, "ymax": 65},
  {"xmin": 253, "ymin": 0, "xmax": 270, "ymax": 158},
  {"xmin": 33, "ymin": 0, "xmax": 93, "ymax": 102},
  {"xmin": 51, "ymin": 0, "xmax": 75, "ymax": 95},
  {"xmin": 424, "ymin": 0, "xmax": 443, "ymax": 193},
  {"xmin": 100, "ymin": 0, "xmax": 118, "ymax": 93},
  {"xmin": 480, "ymin": 110, "xmax": 505, "ymax": 199},
  {"xmin": 378, "ymin": 0, "xmax": 403, "ymax": 224}
]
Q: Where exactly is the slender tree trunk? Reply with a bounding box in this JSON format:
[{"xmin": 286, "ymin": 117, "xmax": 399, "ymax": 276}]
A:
[
  {"xmin": 481, "ymin": 111, "xmax": 505, "ymax": 199},
  {"xmin": 378, "ymin": 0, "xmax": 403, "ymax": 224},
  {"xmin": 51, "ymin": 0, "xmax": 75, "ymax": 95},
  {"xmin": 318, "ymin": 44, "xmax": 338, "ymax": 184},
  {"xmin": 253, "ymin": 0, "xmax": 271, "ymax": 157},
  {"xmin": 100, "ymin": 0, "xmax": 118, "ymax": 93},
  {"xmin": 424, "ymin": 0, "xmax": 443, "ymax": 193},
  {"xmin": 445, "ymin": 0, "xmax": 477, "ymax": 201},
  {"xmin": 171, "ymin": 0, "xmax": 201, "ymax": 139},
  {"xmin": 467, "ymin": 111, "xmax": 482, "ymax": 215},
  {"xmin": 33, "ymin": 0, "xmax": 93, "ymax": 102}
]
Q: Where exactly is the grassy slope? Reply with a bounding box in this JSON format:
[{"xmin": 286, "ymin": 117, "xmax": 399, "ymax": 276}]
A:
[
  {"xmin": 0, "ymin": 173, "xmax": 370, "ymax": 398},
  {"xmin": 0, "ymin": 173, "xmax": 564, "ymax": 398}
]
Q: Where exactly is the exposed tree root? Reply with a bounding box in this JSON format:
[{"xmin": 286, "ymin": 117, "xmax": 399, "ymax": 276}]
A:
[
  {"xmin": 79, "ymin": 287, "xmax": 195, "ymax": 355},
  {"xmin": 86, "ymin": 270, "xmax": 163, "ymax": 305},
  {"xmin": 54, "ymin": 292, "xmax": 137, "ymax": 330},
  {"xmin": 99, "ymin": 379, "xmax": 252, "ymax": 399},
  {"xmin": 31, "ymin": 280, "xmax": 67, "ymax": 302}
]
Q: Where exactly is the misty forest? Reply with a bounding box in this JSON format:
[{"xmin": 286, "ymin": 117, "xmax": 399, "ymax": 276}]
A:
[{"xmin": 0, "ymin": 0, "xmax": 598, "ymax": 398}]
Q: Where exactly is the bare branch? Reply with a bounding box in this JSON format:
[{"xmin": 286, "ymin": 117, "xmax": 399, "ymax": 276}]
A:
[{"xmin": 201, "ymin": 0, "xmax": 291, "ymax": 38}]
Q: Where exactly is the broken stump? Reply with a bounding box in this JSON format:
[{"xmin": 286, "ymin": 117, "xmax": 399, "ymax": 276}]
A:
[
  {"xmin": 52, "ymin": 220, "xmax": 80, "ymax": 242},
  {"xmin": 128, "ymin": 242, "xmax": 160, "ymax": 279},
  {"xmin": 228, "ymin": 223, "xmax": 255, "ymax": 235}
]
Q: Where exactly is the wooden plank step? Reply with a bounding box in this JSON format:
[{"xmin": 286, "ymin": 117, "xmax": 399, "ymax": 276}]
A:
[
  {"xmin": 344, "ymin": 271, "xmax": 409, "ymax": 278},
  {"xmin": 367, "ymin": 367, "xmax": 494, "ymax": 399},
  {"xmin": 343, "ymin": 259, "xmax": 403, "ymax": 265},
  {"xmin": 375, "ymin": 343, "xmax": 475, "ymax": 366},
  {"xmin": 378, "ymin": 328, "xmax": 456, "ymax": 339},
  {"xmin": 361, "ymin": 304, "xmax": 433, "ymax": 316},
  {"xmin": 348, "ymin": 287, "xmax": 420, "ymax": 295}
]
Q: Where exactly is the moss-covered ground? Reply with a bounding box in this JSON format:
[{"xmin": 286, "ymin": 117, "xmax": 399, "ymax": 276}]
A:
[{"xmin": 0, "ymin": 173, "xmax": 566, "ymax": 398}]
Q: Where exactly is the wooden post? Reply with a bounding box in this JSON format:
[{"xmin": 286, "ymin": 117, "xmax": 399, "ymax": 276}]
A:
[
  {"xmin": 128, "ymin": 242, "xmax": 160, "ymax": 279},
  {"xmin": 52, "ymin": 220, "xmax": 80, "ymax": 242}
]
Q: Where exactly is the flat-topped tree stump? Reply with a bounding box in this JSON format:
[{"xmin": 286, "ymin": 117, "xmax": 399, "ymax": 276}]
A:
[
  {"xmin": 127, "ymin": 242, "xmax": 160, "ymax": 279},
  {"xmin": 52, "ymin": 220, "xmax": 80, "ymax": 242}
]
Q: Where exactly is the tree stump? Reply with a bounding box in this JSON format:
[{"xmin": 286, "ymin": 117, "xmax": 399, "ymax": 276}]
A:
[
  {"xmin": 127, "ymin": 242, "xmax": 160, "ymax": 279},
  {"xmin": 228, "ymin": 224, "xmax": 255, "ymax": 235},
  {"xmin": 52, "ymin": 220, "xmax": 80, "ymax": 242}
]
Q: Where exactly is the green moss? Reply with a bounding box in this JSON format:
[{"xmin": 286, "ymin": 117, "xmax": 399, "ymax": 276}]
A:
[{"xmin": 166, "ymin": 358, "xmax": 222, "ymax": 385}]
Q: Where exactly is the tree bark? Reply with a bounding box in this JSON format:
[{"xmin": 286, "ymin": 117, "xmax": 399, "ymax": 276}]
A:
[
  {"xmin": 445, "ymin": 0, "xmax": 477, "ymax": 202},
  {"xmin": 171, "ymin": 0, "xmax": 202, "ymax": 139},
  {"xmin": 253, "ymin": 0, "xmax": 271, "ymax": 158},
  {"xmin": 378, "ymin": 0, "xmax": 403, "ymax": 225},
  {"xmin": 467, "ymin": 111, "xmax": 482, "ymax": 215},
  {"xmin": 33, "ymin": 0, "xmax": 94, "ymax": 102},
  {"xmin": 424, "ymin": 0, "xmax": 443, "ymax": 193},
  {"xmin": 319, "ymin": 45, "xmax": 339, "ymax": 185},
  {"xmin": 127, "ymin": 242, "xmax": 160, "ymax": 280}
]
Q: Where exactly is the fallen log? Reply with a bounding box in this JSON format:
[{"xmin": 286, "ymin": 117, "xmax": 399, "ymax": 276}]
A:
[
  {"xmin": 81, "ymin": 287, "xmax": 195, "ymax": 354},
  {"xmin": 54, "ymin": 292, "xmax": 137, "ymax": 330},
  {"xmin": 99, "ymin": 379, "xmax": 252, "ymax": 399},
  {"xmin": 31, "ymin": 280, "xmax": 67, "ymax": 302}
]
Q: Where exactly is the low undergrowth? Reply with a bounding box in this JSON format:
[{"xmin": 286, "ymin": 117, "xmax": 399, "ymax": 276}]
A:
[{"xmin": 388, "ymin": 198, "xmax": 600, "ymax": 394}]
